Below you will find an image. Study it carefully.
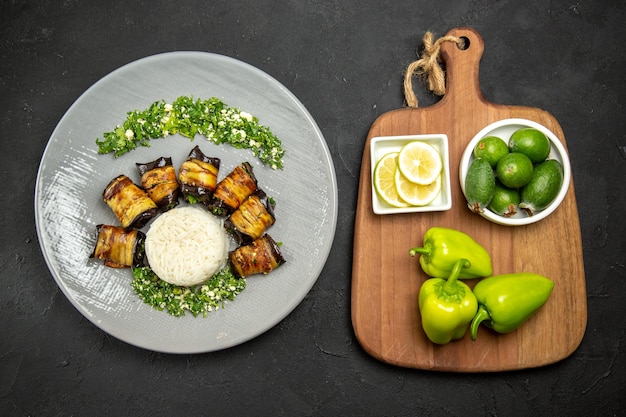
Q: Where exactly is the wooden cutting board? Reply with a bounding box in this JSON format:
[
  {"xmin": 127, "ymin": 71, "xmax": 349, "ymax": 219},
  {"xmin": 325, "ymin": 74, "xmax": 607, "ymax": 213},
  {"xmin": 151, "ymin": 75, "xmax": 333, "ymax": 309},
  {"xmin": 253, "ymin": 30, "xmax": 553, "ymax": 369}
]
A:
[{"xmin": 351, "ymin": 27, "xmax": 587, "ymax": 372}]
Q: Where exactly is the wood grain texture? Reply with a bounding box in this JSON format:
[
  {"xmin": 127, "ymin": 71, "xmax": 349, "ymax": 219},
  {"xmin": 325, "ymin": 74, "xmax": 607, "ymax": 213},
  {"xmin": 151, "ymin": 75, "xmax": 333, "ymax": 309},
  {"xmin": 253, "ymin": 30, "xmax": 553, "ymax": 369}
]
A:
[{"xmin": 351, "ymin": 27, "xmax": 587, "ymax": 372}]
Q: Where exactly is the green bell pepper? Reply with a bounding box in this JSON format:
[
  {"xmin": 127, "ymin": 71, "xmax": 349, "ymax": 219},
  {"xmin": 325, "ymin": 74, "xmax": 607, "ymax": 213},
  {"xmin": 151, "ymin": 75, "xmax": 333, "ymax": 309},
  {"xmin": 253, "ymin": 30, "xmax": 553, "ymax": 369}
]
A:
[
  {"xmin": 409, "ymin": 227, "xmax": 492, "ymax": 279},
  {"xmin": 418, "ymin": 259, "xmax": 478, "ymax": 345},
  {"xmin": 470, "ymin": 273, "xmax": 555, "ymax": 340}
]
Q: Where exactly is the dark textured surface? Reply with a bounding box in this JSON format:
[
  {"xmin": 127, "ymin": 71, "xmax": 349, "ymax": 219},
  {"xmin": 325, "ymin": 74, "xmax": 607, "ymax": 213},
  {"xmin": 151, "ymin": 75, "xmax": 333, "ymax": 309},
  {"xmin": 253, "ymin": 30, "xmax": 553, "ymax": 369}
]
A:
[{"xmin": 1, "ymin": 1, "xmax": 625, "ymax": 416}]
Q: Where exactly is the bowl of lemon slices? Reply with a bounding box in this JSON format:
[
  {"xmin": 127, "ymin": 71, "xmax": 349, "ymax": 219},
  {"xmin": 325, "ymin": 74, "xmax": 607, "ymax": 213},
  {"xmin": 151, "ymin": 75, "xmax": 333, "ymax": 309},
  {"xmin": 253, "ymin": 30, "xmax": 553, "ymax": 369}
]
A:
[{"xmin": 371, "ymin": 134, "xmax": 452, "ymax": 215}]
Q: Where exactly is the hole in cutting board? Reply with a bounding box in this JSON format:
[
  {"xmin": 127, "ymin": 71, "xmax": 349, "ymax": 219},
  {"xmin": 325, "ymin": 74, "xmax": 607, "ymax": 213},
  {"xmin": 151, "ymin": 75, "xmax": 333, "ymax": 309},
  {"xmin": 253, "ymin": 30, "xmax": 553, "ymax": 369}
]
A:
[{"xmin": 458, "ymin": 36, "xmax": 470, "ymax": 50}]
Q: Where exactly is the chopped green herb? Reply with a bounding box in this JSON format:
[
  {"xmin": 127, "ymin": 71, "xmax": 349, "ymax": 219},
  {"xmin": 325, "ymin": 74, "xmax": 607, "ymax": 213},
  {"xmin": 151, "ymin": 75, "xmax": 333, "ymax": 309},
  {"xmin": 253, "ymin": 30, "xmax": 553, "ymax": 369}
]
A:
[
  {"xmin": 96, "ymin": 96, "xmax": 285, "ymax": 169},
  {"xmin": 131, "ymin": 265, "xmax": 246, "ymax": 317},
  {"xmin": 185, "ymin": 194, "xmax": 201, "ymax": 205}
]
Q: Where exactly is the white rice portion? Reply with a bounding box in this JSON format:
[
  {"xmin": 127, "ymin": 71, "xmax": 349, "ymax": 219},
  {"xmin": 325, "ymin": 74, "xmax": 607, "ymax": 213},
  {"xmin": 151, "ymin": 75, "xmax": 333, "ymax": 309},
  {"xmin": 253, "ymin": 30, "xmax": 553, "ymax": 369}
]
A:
[{"xmin": 145, "ymin": 206, "xmax": 229, "ymax": 287}]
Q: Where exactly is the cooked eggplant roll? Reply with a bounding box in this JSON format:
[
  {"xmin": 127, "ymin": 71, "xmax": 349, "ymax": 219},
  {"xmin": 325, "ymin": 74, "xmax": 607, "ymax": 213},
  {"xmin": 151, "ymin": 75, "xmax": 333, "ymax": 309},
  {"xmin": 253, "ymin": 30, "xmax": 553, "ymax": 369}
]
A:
[
  {"xmin": 228, "ymin": 234, "xmax": 285, "ymax": 278},
  {"xmin": 210, "ymin": 162, "xmax": 257, "ymax": 216},
  {"xmin": 225, "ymin": 189, "xmax": 276, "ymax": 244},
  {"xmin": 90, "ymin": 224, "xmax": 145, "ymax": 268},
  {"xmin": 103, "ymin": 175, "xmax": 159, "ymax": 229},
  {"xmin": 136, "ymin": 156, "xmax": 180, "ymax": 211},
  {"xmin": 178, "ymin": 145, "xmax": 220, "ymax": 205}
]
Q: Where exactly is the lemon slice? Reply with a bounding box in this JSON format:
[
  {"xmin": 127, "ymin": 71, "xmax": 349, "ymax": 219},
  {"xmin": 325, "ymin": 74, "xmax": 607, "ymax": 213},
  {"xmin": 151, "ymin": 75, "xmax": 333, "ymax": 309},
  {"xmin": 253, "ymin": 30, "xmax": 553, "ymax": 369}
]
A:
[
  {"xmin": 395, "ymin": 168, "xmax": 441, "ymax": 206},
  {"xmin": 398, "ymin": 141, "xmax": 443, "ymax": 185},
  {"xmin": 373, "ymin": 152, "xmax": 410, "ymax": 207}
]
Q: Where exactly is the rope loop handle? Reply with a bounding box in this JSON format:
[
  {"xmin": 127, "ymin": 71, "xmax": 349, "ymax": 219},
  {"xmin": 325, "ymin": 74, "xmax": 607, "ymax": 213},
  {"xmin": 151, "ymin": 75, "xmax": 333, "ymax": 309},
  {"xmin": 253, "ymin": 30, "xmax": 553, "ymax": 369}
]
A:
[{"xmin": 403, "ymin": 32, "xmax": 465, "ymax": 108}]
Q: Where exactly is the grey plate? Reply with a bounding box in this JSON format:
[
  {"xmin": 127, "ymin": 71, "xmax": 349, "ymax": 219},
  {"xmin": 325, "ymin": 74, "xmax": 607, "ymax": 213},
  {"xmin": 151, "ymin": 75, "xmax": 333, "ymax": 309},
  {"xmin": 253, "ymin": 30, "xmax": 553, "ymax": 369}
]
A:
[{"xmin": 35, "ymin": 52, "xmax": 338, "ymax": 354}]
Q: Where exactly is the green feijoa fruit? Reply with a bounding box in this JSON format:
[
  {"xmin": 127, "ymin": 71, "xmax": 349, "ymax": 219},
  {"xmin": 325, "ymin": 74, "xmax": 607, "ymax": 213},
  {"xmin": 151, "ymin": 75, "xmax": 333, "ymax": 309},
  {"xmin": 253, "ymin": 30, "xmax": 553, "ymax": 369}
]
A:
[
  {"xmin": 519, "ymin": 159, "xmax": 564, "ymax": 216},
  {"xmin": 473, "ymin": 136, "xmax": 509, "ymax": 168},
  {"xmin": 509, "ymin": 128, "xmax": 551, "ymax": 163},
  {"xmin": 496, "ymin": 152, "xmax": 534, "ymax": 189},
  {"xmin": 488, "ymin": 180, "xmax": 520, "ymax": 217},
  {"xmin": 465, "ymin": 158, "xmax": 496, "ymax": 213}
]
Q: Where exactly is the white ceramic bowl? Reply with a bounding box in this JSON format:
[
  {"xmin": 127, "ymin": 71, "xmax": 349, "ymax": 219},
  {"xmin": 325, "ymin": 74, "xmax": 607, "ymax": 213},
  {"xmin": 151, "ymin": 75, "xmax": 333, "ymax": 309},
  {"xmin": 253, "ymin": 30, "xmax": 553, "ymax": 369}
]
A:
[
  {"xmin": 371, "ymin": 134, "xmax": 452, "ymax": 215},
  {"xmin": 459, "ymin": 118, "xmax": 571, "ymax": 226}
]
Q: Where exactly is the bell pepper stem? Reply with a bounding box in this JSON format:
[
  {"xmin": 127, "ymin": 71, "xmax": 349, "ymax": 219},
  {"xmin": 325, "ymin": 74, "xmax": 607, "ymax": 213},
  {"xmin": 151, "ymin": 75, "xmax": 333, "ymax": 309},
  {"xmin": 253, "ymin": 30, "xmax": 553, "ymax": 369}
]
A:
[
  {"xmin": 470, "ymin": 305, "xmax": 491, "ymax": 341},
  {"xmin": 442, "ymin": 258, "xmax": 471, "ymax": 293},
  {"xmin": 408, "ymin": 246, "xmax": 430, "ymax": 257}
]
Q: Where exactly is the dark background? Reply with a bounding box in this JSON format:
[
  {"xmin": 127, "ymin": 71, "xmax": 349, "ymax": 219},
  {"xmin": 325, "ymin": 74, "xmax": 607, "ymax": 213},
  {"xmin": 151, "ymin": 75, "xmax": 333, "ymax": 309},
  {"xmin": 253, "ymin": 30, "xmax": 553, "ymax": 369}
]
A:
[{"xmin": 2, "ymin": 1, "xmax": 625, "ymax": 416}]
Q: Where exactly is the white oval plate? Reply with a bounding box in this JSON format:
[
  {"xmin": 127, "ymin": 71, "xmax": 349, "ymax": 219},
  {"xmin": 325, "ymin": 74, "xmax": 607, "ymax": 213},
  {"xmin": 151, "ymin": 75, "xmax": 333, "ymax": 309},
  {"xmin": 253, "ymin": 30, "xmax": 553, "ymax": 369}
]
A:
[{"xmin": 35, "ymin": 52, "xmax": 338, "ymax": 354}]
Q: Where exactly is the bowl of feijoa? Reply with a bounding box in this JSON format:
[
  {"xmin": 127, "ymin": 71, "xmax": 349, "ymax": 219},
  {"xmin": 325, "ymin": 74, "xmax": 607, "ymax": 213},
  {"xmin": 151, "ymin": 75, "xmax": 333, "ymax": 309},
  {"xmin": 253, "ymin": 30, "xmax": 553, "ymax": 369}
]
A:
[{"xmin": 459, "ymin": 118, "xmax": 571, "ymax": 226}]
